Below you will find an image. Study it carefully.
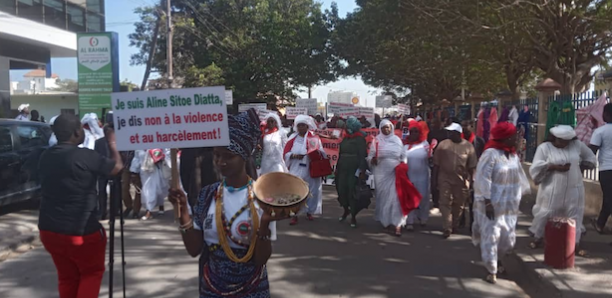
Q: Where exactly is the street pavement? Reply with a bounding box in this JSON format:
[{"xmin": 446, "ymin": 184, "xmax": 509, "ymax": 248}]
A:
[{"xmin": 0, "ymin": 187, "xmax": 530, "ymax": 298}]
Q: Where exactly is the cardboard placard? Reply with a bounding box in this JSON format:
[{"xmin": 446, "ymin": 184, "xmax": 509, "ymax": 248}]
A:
[
  {"xmin": 112, "ymin": 86, "xmax": 229, "ymax": 151},
  {"xmin": 296, "ymin": 98, "xmax": 318, "ymax": 116},
  {"xmin": 376, "ymin": 95, "xmax": 393, "ymax": 108},
  {"xmin": 286, "ymin": 107, "xmax": 308, "ymax": 119}
]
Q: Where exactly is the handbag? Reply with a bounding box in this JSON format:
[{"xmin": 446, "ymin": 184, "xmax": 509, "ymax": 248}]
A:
[
  {"xmin": 354, "ymin": 179, "xmax": 372, "ymax": 211},
  {"xmin": 308, "ymin": 150, "xmax": 333, "ymax": 178}
]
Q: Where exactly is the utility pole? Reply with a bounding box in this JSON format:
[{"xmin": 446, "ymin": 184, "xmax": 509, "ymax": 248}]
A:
[{"xmin": 166, "ymin": 0, "xmax": 173, "ymax": 85}]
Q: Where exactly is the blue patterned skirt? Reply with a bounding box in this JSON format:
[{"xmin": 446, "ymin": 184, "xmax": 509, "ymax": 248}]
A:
[{"xmin": 200, "ymin": 246, "xmax": 270, "ymax": 298}]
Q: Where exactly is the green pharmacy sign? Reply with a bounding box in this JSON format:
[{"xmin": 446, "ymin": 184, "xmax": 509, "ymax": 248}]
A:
[{"xmin": 77, "ymin": 32, "xmax": 119, "ymax": 118}]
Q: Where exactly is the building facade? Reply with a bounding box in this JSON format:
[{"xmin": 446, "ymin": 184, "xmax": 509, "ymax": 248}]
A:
[
  {"xmin": 327, "ymin": 91, "xmax": 358, "ymax": 105},
  {"xmin": 0, "ymin": 0, "xmax": 105, "ymax": 117}
]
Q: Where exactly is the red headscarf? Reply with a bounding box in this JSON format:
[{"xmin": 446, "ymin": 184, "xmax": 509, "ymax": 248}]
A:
[
  {"xmin": 404, "ymin": 120, "xmax": 426, "ymax": 147},
  {"xmin": 484, "ymin": 122, "xmax": 517, "ymax": 154}
]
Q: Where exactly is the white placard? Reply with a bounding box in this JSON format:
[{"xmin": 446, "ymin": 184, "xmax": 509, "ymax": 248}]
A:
[
  {"xmin": 397, "ymin": 104, "xmax": 410, "ymax": 115},
  {"xmin": 286, "ymin": 107, "xmax": 308, "ymax": 119},
  {"xmin": 238, "ymin": 103, "xmax": 267, "ymax": 112},
  {"xmin": 328, "ymin": 102, "xmax": 358, "ymax": 117},
  {"xmin": 225, "ymin": 90, "xmax": 233, "ymax": 105},
  {"xmin": 359, "ymin": 107, "xmax": 374, "ymax": 118},
  {"xmin": 112, "ymin": 86, "xmax": 229, "ymax": 151},
  {"xmin": 376, "ymin": 95, "xmax": 393, "ymax": 108},
  {"xmin": 296, "ymin": 98, "xmax": 318, "ymax": 116}
]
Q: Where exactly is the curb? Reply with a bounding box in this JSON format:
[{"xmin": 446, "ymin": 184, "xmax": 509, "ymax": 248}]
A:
[
  {"xmin": 0, "ymin": 233, "xmax": 39, "ymax": 262},
  {"xmin": 505, "ymin": 251, "xmax": 563, "ymax": 298}
]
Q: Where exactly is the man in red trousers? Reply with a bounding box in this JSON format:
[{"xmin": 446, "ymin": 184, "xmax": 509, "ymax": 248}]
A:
[{"xmin": 38, "ymin": 114, "xmax": 123, "ymax": 298}]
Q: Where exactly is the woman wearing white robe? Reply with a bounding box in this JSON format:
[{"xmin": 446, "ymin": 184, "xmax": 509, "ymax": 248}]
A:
[
  {"xmin": 404, "ymin": 120, "xmax": 431, "ymax": 230},
  {"xmin": 368, "ymin": 119, "xmax": 406, "ymax": 235},
  {"xmin": 529, "ymin": 125, "xmax": 596, "ymax": 251},
  {"xmin": 130, "ymin": 148, "xmax": 171, "ymax": 220},
  {"xmin": 260, "ymin": 113, "xmax": 288, "ymax": 174},
  {"xmin": 472, "ymin": 137, "xmax": 530, "ymax": 283},
  {"xmin": 80, "ymin": 113, "xmax": 104, "ymax": 150},
  {"xmin": 284, "ymin": 115, "xmax": 326, "ymax": 225}
]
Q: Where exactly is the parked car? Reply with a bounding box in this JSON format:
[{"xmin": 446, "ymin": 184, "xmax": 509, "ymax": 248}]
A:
[{"xmin": 0, "ymin": 119, "xmax": 52, "ymax": 207}]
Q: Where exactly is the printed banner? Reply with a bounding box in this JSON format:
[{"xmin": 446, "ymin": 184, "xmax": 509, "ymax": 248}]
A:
[
  {"xmin": 112, "ymin": 86, "xmax": 229, "ymax": 151},
  {"xmin": 397, "ymin": 104, "xmax": 410, "ymax": 115},
  {"xmin": 375, "ymin": 95, "xmax": 393, "ymax": 108},
  {"xmin": 286, "ymin": 107, "xmax": 308, "ymax": 119}
]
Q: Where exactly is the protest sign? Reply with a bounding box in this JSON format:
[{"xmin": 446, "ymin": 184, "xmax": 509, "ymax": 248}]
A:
[
  {"xmin": 376, "ymin": 95, "xmax": 393, "ymax": 108},
  {"xmin": 397, "ymin": 104, "xmax": 410, "ymax": 115},
  {"xmin": 296, "ymin": 98, "xmax": 318, "ymax": 116},
  {"xmin": 286, "ymin": 107, "xmax": 308, "ymax": 119},
  {"xmin": 225, "ymin": 90, "xmax": 233, "ymax": 105},
  {"xmin": 238, "ymin": 103, "xmax": 267, "ymax": 113},
  {"xmin": 328, "ymin": 102, "xmax": 358, "ymax": 117},
  {"xmin": 112, "ymin": 86, "xmax": 229, "ymax": 151}
]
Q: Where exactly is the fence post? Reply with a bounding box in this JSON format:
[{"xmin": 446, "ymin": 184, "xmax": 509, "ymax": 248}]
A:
[
  {"xmin": 468, "ymin": 93, "xmax": 484, "ymax": 121},
  {"xmin": 535, "ymin": 79, "xmax": 562, "ymax": 145}
]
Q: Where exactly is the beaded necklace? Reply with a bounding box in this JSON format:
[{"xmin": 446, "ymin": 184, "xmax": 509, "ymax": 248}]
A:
[{"xmin": 215, "ymin": 179, "xmax": 259, "ymax": 263}]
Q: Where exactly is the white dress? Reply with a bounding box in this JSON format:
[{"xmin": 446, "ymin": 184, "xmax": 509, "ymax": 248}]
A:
[
  {"xmin": 472, "ymin": 149, "xmax": 530, "ymax": 274},
  {"xmin": 260, "ymin": 130, "xmax": 288, "ymax": 175},
  {"xmin": 284, "ymin": 134, "xmax": 326, "ymax": 215},
  {"xmin": 81, "ymin": 129, "xmax": 98, "ymax": 150},
  {"xmin": 529, "ymin": 141, "xmax": 596, "ymax": 244},
  {"xmin": 368, "ymin": 134, "xmax": 406, "ymax": 228},
  {"xmin": 405, "ymin": 141, "xmax": 431, "ymax": 225},
  {"xmin": 131, "ymin": 149, "xmax": 171, "ymax": 212}
]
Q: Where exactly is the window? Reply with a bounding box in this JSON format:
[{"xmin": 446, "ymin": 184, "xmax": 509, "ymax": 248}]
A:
[
  {"xmin": 17, "ymin": 0, "xmax": 44, "ymax": 23},
  {"xmin": 67, "ymin": 2, "xmax": 85, "ymax": 32},
  {"xmin": 44, "ymin": 0, "xmax": 67, "ymax": 30},
  {"xmin": 86, "ymin": 0, "xmax": 103, "ymax": 14},
  {"xmin": 0, "ymin": 0, "xmax": 17, "ymax": 15},
  {"xmin": 16, "ymin": 125, "xmax": 44, "ymax": 149},
  {"xmin": 0, "ymin": 126, "xmax": 13, "ymax": 154},
  {"xmin": 86, "ymin": 11, "xmax": 102, "ymax": 32}
]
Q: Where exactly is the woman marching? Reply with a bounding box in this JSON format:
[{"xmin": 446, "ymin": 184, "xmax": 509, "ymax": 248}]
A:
[
  {"xmin": 529, "ymin": 125, "xmax": 596, "ymax": 255},
  {"xmin": 404, "ymin": 120, "xmax": 431, "ymax": 230},
  {"xmin": 369, "ymin": 119, "xmax": 420, "ymax": 236},
  {"xmin": 169, "ymin": 109, "xmax": 285, "ymax": 298},
  {"xmin": 336, "ymin": 116, "xmax": 368, "ymax": 228},
  {"xmin": 130, "ymin": 148, "xmax": 171, "ymax": 220},
  {"xmin": 472, "ymin": 122, "xmax": 531, "ymax": 284},
  {"xmin": 284, "ymin": 115, "xmax": 327, "ymax": 225},
  {"xmin": 260, "ymin": 113, "xmax": 288, "ymax": 175}
]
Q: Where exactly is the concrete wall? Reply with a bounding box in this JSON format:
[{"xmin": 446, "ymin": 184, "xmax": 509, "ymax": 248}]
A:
[
  {"xmin": 521, "ymin": 163, "xmax": 608, "ymax": 227},
  {"xmin": 9, "ymin": 94, "xmax": 79, "ymax": 121}
]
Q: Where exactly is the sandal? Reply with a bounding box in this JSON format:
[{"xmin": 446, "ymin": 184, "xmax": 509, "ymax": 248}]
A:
[
  {"xmin": 405, "ymin": 224, "xmax": 414, "ymax": 232},
  {"xmin": 350, "ymin": 218, "xmax": 357, "ymax": 228},
  {"xmin": 576, "ymin": 249, "xmax": 589, "ymax": 258},
  {"xmin": 485, "ymin": 274, "xmax": 497, "ymax": 284},
  {"xmin": 497, "ymin": 261, "xmax": 506, "ymax": 275},
  {"xmin": 306, "ymin": 213, "xmax": 314, "ymax": 221},
  {"xmin": 591, "ymin": 218, "xmax": 604, "ymax": 234},
  {"xmin": 442, "ymin": 230, "xmax": 451, "ymax": 239},
  {"xmin": 394, "ymin": 227, "xmax": 402, "ymax": 237},
  {"xmin": 289, "ymin": 217, "xmax": 298, "ymax": 226}
]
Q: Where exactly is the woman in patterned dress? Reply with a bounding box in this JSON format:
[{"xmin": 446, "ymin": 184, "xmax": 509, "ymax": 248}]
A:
[{"xmin": 169, "ymin": 109, "xmax": 286, "ymax": 298}]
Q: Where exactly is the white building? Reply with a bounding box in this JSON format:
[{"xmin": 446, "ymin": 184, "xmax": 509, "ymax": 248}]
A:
[
  {"xmin": 327, "ymin": 91, "xmax": 359, "ymax": 104},
  {"xmin": 0, "ymin": 1, "xmax": 105, "ymax": 118},
  {"xmin": 11, "ymin": 69, "xmax": 59, "ymax": 95}
]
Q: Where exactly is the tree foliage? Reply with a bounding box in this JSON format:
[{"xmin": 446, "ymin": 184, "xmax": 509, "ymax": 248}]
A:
[
  {"xmin": 51, "ymin": 79, "xmax": 79, "ymax": 92},
  {"xmin": 129, "ymin": 0, "xmax": 338, "ymax": 105}
]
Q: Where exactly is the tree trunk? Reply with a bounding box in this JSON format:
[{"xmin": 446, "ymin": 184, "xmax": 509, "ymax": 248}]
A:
[{"xmin": 141, "ymin": 13, "xmax": 162, "ymax": 91}]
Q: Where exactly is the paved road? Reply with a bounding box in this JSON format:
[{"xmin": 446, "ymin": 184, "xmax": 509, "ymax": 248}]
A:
[{"xmin": 0, "ymin": 187, "xmax": 530, "ymax": 298}]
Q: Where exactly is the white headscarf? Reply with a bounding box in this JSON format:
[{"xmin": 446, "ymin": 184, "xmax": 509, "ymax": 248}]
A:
[
  {"xmin": 293, "ymin": 114, "xmax": 317, "ymax": 132},
  {"xmin": 81, "ymin": 113, "xmax": 104, "ymax": 138},
  {"xmin": 550, "ymin": 125, "xmax": 576, "ymax": 140},
  {"xmin": 376, "ymin": 119, "xmax": 403, "ymax": 156},
  {"xmin": 18, "ymin": 104, "xmax": 30, "ymax": 112},
  {"xmin": 264, "ymin": 112, "xmax": 282, "ymax": 130}
]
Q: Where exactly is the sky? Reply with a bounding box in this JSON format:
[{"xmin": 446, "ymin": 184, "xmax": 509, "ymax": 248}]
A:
[{"xmin": 12, "ymin": 0, "xmax": 383, "ymax": 107}]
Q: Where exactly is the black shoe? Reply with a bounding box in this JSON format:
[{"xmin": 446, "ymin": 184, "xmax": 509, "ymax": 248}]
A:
[{"xmin": 123, "ymin": 208, "xmax": 133, "ymax": 218}]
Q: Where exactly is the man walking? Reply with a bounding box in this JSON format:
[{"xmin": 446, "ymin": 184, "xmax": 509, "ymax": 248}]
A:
[
  {"xmin": 459, "ymin": 119, "xmax": 486, "ymax": 230},
  {"xmin": 15, "ymin": 104, "xmax": 30, "ymax": 120},
  {"xmin": 433, "ymin": 122, "xmax": 478, "ymax": 239},
  {"xmin": 38, "ymin": 114, "xmax": 123, "ymax": 298},
  {"xmin": 590, "ymin": 103, "xmax": 612, "ymax": 241}
]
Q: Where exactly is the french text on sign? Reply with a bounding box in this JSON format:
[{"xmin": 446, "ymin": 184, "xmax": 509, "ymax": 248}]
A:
[{"xmin": 112, "ymin": 86, "xmax": 229, "ymax": 151}]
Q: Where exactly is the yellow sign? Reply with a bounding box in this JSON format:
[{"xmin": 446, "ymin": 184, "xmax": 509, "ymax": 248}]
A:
[{"xmin": 351, "ymin": 97, "xmax": 359, "ymax": 104}]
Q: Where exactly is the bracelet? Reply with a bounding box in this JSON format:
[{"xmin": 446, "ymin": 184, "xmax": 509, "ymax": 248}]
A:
[
  {"xmin": 257, "ymin": 230, "xmax": 270, "ymax": 241},
  {"xmin": 180, "ymin": 219, "xmax": 193, "ymax": 229}
]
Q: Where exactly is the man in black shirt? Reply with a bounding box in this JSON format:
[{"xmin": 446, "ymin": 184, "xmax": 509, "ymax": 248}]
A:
[{"xmin": 38, "ymin": 114, "xmax": 122, "ymax": 298}]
